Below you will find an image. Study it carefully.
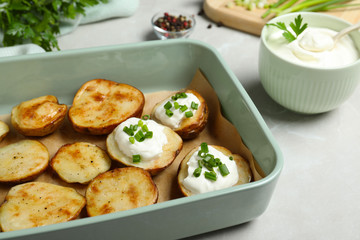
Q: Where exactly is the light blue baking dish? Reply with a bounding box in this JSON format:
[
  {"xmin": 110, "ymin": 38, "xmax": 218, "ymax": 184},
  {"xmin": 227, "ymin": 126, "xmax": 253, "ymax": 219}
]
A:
[{"xmin": 0, "ymin": 39, "xmax": 283, "ymax": 240}]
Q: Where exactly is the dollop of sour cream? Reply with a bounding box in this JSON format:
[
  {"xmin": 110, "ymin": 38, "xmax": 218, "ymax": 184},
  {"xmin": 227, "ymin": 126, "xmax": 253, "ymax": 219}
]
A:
[
  {"xmin": 267, "ymin": 27, "xmax": 359, "ymax": 68},
  {"xmin": 183, "ymin": 146, "xmax": 239, "ymax": 194},
  {"xmin": 154, "ymin": 93, "xmax": 200, "ymax": 129},
  {"xmin": 114, "ymin": 117, "xmax": 168, "ymax": 161}
]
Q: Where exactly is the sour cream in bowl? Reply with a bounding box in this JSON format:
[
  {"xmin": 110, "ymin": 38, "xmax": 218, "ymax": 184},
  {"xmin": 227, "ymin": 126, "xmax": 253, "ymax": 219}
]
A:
[{"xmin": 259, "ymin": 12, "xmax": 360, "ymax": 114}]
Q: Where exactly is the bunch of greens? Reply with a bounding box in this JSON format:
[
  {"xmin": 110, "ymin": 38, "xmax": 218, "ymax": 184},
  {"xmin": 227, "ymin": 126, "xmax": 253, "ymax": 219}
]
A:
[
  {"xmin": 262, "ymin": 0, "xmax": 360, "ymax": 18},
  {"xmin": 0, "ymin": 0, "xmax": 107, "ymax": 51}
]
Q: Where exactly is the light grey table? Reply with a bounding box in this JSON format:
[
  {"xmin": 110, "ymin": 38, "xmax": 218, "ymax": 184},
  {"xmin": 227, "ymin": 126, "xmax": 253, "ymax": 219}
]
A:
[{"xmin": 58, "ymin": 1, "xmax": 360, "ymax": 239}]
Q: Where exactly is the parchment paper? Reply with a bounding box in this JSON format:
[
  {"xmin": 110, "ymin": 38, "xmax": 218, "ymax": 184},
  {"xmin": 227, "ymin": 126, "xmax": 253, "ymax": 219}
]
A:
[{"xmin": 0, "ymin": 69, "xmax": 264, "ymax": 211}]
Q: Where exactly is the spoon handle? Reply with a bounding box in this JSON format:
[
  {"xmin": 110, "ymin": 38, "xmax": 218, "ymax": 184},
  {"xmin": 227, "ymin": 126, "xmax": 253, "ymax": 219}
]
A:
[{"xmin": 333, "ymin": 21, "xmax": 360, "ymax": 43}]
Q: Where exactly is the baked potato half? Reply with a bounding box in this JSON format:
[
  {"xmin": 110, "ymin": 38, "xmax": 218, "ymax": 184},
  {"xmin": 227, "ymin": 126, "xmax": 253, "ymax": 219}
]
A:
[
  {"xmin": 11, "ymin": 95, "xmax": 67, "ymax": 137},
  {"xmin": 177, "ymin": 144, "xmax": 252, "ymax": 197},
  {"xmin": 0, "ymin": 182, "xmax": 85, "ymax": 232},
  {"xmin": 68, "ymin": 79, "xmax": 145, "ymax": 135},
  {"xmin": 50, "ymin": 142, "xmax": 112, "ymax": 184},
  {"xmin": 86, "ymin": 167, "xmax": 158, "ymax": 217},
  {"xmin": 0, "ymin": 140, "xmax": 50, "ymax": 183},
  {"xmin": 106, "ymin": 118, "xmax": 183, "ymax": 175},
  {"xmin": 151, "ymin": 89, "xmax": 209, "ymax": 140}
]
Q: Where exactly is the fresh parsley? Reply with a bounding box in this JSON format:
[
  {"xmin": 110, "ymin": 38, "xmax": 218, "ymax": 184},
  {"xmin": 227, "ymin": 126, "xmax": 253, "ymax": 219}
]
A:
[
  {"xmin": 267, "ymin": 14, "xmax": 308, "ymax": 42},
  {"xmin": 0, "ymin": 0, "xmax": 107, "ymax": 51}
]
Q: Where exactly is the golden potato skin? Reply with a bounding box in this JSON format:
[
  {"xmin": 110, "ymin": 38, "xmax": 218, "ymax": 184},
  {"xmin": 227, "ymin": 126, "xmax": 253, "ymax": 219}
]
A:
[
  {"xmin": 151, "ymin": 89, "xmax": 209, "ymax": 139},
  {"xmin": 177, "ymin": 145, "xmax": 252, "ymax": 197},
  {"xmin": 50, "ymin": 142, "xmax": 112, "ymax": 184},
  {"xmin": 86, "ymin": 167, "xmax": 158, "ymax": 217},
  {"xmin": 11, "ymin": 95, "xmax": 67, "ymax": 137},
  {"xmin": 68, "ymin": 79, "xmax": 145, "ymax": 135},
  {"xmin": 0, "ymin": 120, "xmax": 9, "ymax": 142},
  {"xmin": 0, "ymin": 140, "xmax": 50, "ymax": 183},
  {"xmin": 106, "ymin": 126, "xmax": 183, "ymax": 176},
  {"xmin": 0, "ymin": 182, "xmax": 86, "ymax": 232}
]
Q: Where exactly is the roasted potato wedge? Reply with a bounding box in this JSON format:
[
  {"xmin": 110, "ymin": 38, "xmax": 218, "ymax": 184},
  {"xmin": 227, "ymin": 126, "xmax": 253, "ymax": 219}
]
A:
[
  {"xmin": 86, "ymin": 167, "xmax": 158, "ymax": 217},
  {"xmin": 11, "ymin": 95, "xmax": 67, "ymax": 137},
  {"xmin": 0, "ymin": 120, "xmax": 9, "ymax": 142},
  {"xmin": 151, "ymin": 89, "xmax": 209, "ymax": 139},
  {"xmin": 177, "ymin": 144, "xmax": 252, "ymax": 196},
  {"xmin": 68, "ymin": 79, "xmax": 145, "ymax": 135},
  {"xmin": 50, "ymin": 142, "xmax": 112, "ymax": 184},
  {"xmin": 0, "ymin": 140, "xmax": 50, "ymax": 183},
  {"xmin": 106, "ymin": 118, "xmax": 183, "ymax": 175},
  {"xmin": 0, "ymin": 182, "xmax": 86, "ymax": 232}
]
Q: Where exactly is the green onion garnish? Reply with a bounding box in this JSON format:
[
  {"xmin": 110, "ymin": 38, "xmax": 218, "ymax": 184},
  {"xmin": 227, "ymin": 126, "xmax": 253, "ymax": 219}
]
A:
[
  {"xmin": 138, "ymin": 120, "xmax": 144, "ymax": 127},
  {"xmin": 132, "ymin": 154, "xmax": 141, "ymax": 163},
  {"xmin": 164, "ymin": 101, "xmax": 172, "ymax": 110},
  {"xmin": 229, "ymin": 156, "xmax": 234, "ymax": 160},
  {"xmin": 129, "ymin": 136, "xmax": 135, "ymax": 144},
  {"xmin": 185, "ymin": 111, "xmax": 193, "ymax": 118},
  {"xmin": 180, "ymin": 92, "xmax": 187, "ymax": 98},
  {"xmin": 142, "ymin": 124, "xmax": 149, "ymax": 132},
  {"xmin": 180, "ymin": 105, "xmax": 188, "ymax": 112},
  {"xmin": 145, "ymin": 131, "xmax": 153, "ymax": 139},
  {"xmin": 174, "ymin": 102, "xmax": 180, "ymax": 109},
  {"xmin": 193, "ymin": 167, "xmax": 202, "ymax": 177},
  {"xmin": 204, "ymin": 171, "xmax": 217, "ymax": 181},
  {"xmin": 165, "ymin": 109, "xmax": 173, "ymax": 117},
  {"xmin": 123, "ymin": 126, "xmax": 134, "ymax": 136},
  {"xmin": 198, "ymin": 150, "xmax": 206, "ymax": 158},
  {"xmin": 219, "ymin": 164, "xmax": 230, "ymax": 176},
  {"xmin": 142, "ymin": 115, "xmax": 150, "ymax": 120},
  {"xmin": 134, "ymin": 130, "xmax": 145, "ymax": 142},
  {"xmin": 172, "ymin": 92, "xmax": 188, "ymax": 101},
  {"xmin": 200, "ymin": 142, "xmax": 209, "ymax": 153},
  {"xmin": 191, "ymin": 101, "xmax": 198, "ymax": 110}
]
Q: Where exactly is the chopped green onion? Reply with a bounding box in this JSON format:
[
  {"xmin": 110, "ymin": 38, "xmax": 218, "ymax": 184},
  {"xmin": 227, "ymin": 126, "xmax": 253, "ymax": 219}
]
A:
[
  {"xmin": 180, "ymin": 92, "xmax": 187, "ymax": 98},
  {"xmin": 138, "ymin": 120, "xmax": 144, "ymax": 127},
  {"xmin": 142, "ymin": 124, "xmax": 149, "ymax": 132},
  {"xmin": 219, "ymin": 164, "xmax": 230, "ymax": 176},
  {"xmin": 198, "ymin": 150, "xmax": 207, "ymax": 158},
  {"xmin": 180, "ymin": 105, "xmax": 188, "ymax": 112},
  {"xmin": 142, "ymin": 115, "xmax": 150, "ymax": 120},
  {"xmin": 134, "ymin": 130, "xmax": 145, "ymax": 142},
  {"xmin": 132, "ymin": 154, "xmax": 141, "ymax": 163},
  {"xmin": 131, "ymin": 124, "xmax": 138, "ymax": 131},
  {"xmin": 172, "ymin": 92, "xmax": 188, "ymax": 100},
  {"xmin": 123, "ymin": 126, "xmax": 134, "ymax": 136},
  {"xmin": 200, "ymin": 142, "xmax": 209, "ymax": 153},
  {"xmin": 145, "ymin": 131, "xmax": 153, "ymax": 139},
  {"xmin": 204, "ymin": 171, "xmax": 217, "ymax": 181},
  {"xmin": 165, "ymin": 109, "xmax": 173, "ymax": 117},
  {"xmin": 191, "ymin": 101, "xmax": 198, "ymax": 110},
  {"xmin": 129, "ymin": 136, "xmax": 135, "ymax": 144},
  {"xmin": 174, "ymin": 102, "xmax": 180, "ymax": 109},
  {"xmin": 164, "ymin": 101, "xmax": 172, "ymax": 109},
  {"xmin": 193, "ymin": 167, "xmax": 202, "ymax": 177},
  {"xmin": 185, "ymin": 111, "xmax": 193, "ymax": 118},
  {"xmin": 204, "ymin": 154, "xmax": 214, "ymax": 163},
  {"xmin": 229, "ymin": 156, "xmax": 234, "ymax": 160}
]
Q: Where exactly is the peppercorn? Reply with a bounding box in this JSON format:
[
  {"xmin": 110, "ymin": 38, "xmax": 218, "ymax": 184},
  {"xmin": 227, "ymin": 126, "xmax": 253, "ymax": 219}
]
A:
[{"xmin": 154, "ymin": 12, "xmax": 193, "ymax": 32}]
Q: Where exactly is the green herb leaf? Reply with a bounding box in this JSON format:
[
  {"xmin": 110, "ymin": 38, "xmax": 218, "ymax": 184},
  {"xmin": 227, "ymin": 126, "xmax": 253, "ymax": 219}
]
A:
[{"xmin": 267, "ymin": 14, "xmax": 307, "ymax": 42}]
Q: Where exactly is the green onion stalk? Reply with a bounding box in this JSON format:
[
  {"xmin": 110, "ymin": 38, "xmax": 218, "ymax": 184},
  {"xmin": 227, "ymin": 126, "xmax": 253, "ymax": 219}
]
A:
[{"xmin": 262, "ymin": 0, "xmax": 360, "ymax": 18}]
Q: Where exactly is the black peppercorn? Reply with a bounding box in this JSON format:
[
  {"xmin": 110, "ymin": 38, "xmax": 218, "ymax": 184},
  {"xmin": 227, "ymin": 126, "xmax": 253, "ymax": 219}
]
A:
[{"xmin": 154, "ymin": 12, "xmax": 193, "ymax": 32}]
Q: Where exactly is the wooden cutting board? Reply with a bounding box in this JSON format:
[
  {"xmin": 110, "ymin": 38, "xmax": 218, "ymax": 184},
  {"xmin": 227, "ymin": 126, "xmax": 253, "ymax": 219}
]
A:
[{"xmin": 203, "ymin": 0, "xmax": 360, "ymax": 36}]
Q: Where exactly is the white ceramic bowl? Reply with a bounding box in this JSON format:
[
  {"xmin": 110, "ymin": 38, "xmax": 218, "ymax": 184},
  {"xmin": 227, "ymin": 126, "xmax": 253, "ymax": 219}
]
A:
[{"xmin": 259, "ymin": 12, "xmax": 360, "ymax": 114}]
